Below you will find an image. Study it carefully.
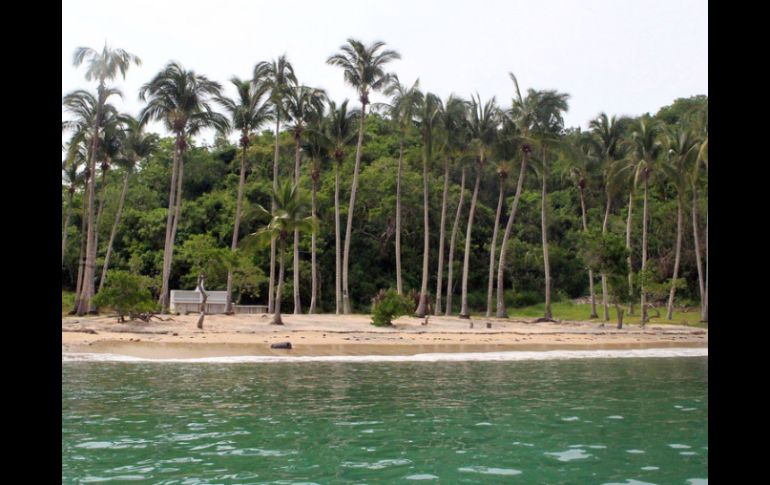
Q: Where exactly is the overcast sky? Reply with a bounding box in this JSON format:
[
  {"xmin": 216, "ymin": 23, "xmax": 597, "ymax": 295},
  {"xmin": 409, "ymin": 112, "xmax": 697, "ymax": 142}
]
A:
[{"xmin": 62, "ymin": 0, "xmax": 707, "ymax": 145}]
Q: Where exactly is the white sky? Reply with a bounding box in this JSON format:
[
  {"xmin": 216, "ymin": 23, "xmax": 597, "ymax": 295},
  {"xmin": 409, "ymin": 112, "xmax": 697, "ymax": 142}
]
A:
[{"xmin": 62, "ymin": 0, "xmax": 707, "ymax": 145}]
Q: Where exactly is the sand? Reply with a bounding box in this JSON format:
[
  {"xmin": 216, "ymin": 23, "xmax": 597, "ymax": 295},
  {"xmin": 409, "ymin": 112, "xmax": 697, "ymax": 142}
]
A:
[{"xmin": 61, "ymin": 313, "xmax": 708, "ymax": 359}]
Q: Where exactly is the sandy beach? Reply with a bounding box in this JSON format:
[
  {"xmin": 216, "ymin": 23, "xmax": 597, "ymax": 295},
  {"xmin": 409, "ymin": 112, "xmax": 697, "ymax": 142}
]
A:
[{"xmin": 62, "ymin": 313, "xmax": 707, "ymax": 359}]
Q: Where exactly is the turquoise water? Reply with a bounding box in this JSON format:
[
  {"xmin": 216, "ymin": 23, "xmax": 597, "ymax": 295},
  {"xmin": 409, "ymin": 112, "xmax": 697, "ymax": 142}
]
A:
[{"xmin": 62, "ymin": 357, "xmax": 707, "ymax": 483}]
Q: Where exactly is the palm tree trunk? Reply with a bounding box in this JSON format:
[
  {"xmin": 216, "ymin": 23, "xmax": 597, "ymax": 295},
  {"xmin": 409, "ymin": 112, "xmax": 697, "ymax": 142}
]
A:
[
  {"xmin": 395, "ymin": 134, "xmax": 404, "ymax": 295},
  {"xmin": 342, "ymin": 102, "xmax": 367, "ymax": 314},
  {"xmin": 625, "ymin": 192, "xmax": 634, "ymax": 315},
  {"xmin": 98, "ymin": 170, "xmax": 130, "ymax": 293},
  {"xmin": 703, "ymin": 211, "xmax": 708, "ymax": 323},
  {"xmin": 486, "ymin": 175, "xmax": 504, "ymax": 316},
  {"xmin": 666, "ymin": 198, "xmax": 683, "ymax": 320},
  {"xmin": 158, "ymin": 140, "xmax": 181, "ymax": 312},
  {"xmin": 434, "ymin": 158, "xmax": 450, "ymax": 314},
  {"xmin": 579, "ymin": 186, "xmax": 598, "ymax": 318},
  {"xmin": 62, "ymin": 189, "xmax": 75, "ymax": 265},
  {"xmin": 541, "ymin": 152, "xmax": 552, "ymax": 320},
  {"xmin": 293, "ymin": 138, "xmax": 302, "ymax": 314},
  {"xmin": 414, "ymin": 145, "xmax": 430, "ymax": 317},
  {"xmin": 601, "ymin": 191, "xmax": 611, "ymax": 321},
  {"xmin": 273, "ymin": 236, "xmax": 285, "ymax": 325},
  {"xmin": 459, "ymin": 160, "xmax": 482, "ymax": 318},
  {"xmin": 692, "ymin": 190, "xmax": 705, "ymax": 322},
  {"xmin": 335, "ymin": 160, "xmax": 342, "ymax": 314},
  {"xmin": 226, "ymin": 143, "xmax": 248, "ymax": 314},
  {"xmin": 73, "ymin": 178, "xmax": 89, "ymax": 312},
  {"xmin": 161, "ymin": 147, "xmax": 184, "ymax": 313},
  {"xmin": 640, "ymin": 174, "xmax": 649, "ymax": 326},
  {"xmin": 268, "ymin": 116, "xmax": 281, "ymax": 314},
  {"xmin": 496, "ymin": 154, "xmax": 528, "ymax": 317},
  {"xmin": 309, "ymin": 174, "xmax": 318, "ymax": 314},
  {"xmin": 446, "ymin": 167, "xmax": 466, "ymax": 316}
]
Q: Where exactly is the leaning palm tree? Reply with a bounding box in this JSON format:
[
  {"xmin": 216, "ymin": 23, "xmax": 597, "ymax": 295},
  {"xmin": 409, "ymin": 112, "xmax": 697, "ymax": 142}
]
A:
[
  {"xmin": 414, "ymin": 91, "xmax": 443, "ymax": 317},
  {"xmin": 139, "ymin": 61, "xmax": 229, "ymax": 313},
  {"xmin": 254, "ymin": 55, "xmax": 297, "ymax": 314},
  {"xmin": 98, "ymin": 116, "xmax": 159, "ymax": 293},
  {"xmin": 320, "ymin": 100, "xmax": 358, "ymax": 314},
  {"xmin": 252, "ymin": 180, "xmax": 315, "ymax": 325},
  {"xmin": 382, "ymin": 75, "xmax": 421, "ymax": 295},
  {"xmin": 459, "ymin": 93, "xmax": 498, "ymax": 318},
  {"xmin": 661, "ymin": 125, "xmax": 698, "ymax": 320},
  {"xmin": 285, "ymin": 84, "xmax": 327, "ymax": 314},
  {"xmin": 217, "ymin": 76, "xmax": 273, "ymax": 313},
  {"xmin": 327, "ymin": 38, "xmax": 401, "ymax": 313}
]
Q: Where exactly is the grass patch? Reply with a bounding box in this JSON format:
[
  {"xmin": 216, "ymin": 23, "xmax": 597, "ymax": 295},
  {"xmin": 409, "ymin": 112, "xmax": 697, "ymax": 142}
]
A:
[
  {"xmin": 62, "ymin": 291, "xmax": 75, "ymax": 315},
  {"xmin": 504, "ymin": 301, "xmax": 707, "ymax": 327}
]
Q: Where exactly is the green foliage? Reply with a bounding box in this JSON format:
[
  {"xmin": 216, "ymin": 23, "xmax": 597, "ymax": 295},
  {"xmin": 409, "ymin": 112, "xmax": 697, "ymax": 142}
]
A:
[
  {"xmin": 371, "ymin": 289, "xmax": 412, "ymax": 327},
  {"xmin": 92, "ymin": 270, "xmax": 156, "ymax": 320}
]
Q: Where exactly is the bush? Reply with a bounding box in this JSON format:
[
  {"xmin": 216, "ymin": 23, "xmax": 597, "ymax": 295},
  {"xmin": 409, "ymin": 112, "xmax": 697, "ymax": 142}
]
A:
[
  {"xmin": 92, "ymin": 270, "xmax": 157, "ymax": 322},
  {"xmin": 510, "ymin": 289, "xmax": 542, "ymax": 308},
  {"xmin": 371, "ymin": 289, "xmax": 412, "ymax": 327}
]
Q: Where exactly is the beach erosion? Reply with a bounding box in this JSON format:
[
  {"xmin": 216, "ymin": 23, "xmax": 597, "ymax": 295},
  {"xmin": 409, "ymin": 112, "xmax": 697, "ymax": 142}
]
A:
[{"xmin": 62, "ymin": 313, "xmax": 707, "ymax": 361}]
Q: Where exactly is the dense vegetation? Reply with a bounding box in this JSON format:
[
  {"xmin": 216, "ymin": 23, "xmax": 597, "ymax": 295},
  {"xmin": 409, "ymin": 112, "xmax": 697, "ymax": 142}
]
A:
[{"xmin": 62, "ymin": 42, "xmax": 708, "ymax": 324}]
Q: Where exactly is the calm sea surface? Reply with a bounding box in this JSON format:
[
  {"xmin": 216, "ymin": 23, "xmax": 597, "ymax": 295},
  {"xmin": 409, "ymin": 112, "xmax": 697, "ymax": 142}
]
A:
[{"xmin": 62, "ymin": 356, "xmax": 707, "ymax": 484}]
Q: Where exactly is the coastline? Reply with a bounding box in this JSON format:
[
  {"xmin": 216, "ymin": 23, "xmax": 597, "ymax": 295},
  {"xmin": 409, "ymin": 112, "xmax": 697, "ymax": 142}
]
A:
[{"xmin": 62, "ymin": 313, "xmax": 707, "ymax": 360}]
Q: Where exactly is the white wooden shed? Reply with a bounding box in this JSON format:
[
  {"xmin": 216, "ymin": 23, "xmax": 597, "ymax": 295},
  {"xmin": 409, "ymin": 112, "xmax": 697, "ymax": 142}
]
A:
[{"xmin": 169, "ymin": 290, "xmax": 268, "ymax": 315}]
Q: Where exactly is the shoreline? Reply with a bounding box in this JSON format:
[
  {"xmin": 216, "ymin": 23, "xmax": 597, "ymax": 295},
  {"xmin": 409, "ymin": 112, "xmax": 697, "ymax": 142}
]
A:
[{"xmin": 62, "ymin": 313, "xmax": 707, "ymax": 360}]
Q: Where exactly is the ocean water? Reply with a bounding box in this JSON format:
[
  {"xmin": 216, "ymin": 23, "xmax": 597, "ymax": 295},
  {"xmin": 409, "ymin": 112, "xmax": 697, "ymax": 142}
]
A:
[{"xmin": 62, "ymin": 353, "xmax": 707, "ymax": 484}]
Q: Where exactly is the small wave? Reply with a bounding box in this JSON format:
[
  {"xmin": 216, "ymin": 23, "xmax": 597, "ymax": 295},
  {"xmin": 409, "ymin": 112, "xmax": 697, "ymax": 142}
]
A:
[
  {"xmin": 63, "ymin": 348, "xmax": 708, "ymax": 364},
  {"xmin": 458, "ymin": 466, "xmax": 522, "ymax": 476}
]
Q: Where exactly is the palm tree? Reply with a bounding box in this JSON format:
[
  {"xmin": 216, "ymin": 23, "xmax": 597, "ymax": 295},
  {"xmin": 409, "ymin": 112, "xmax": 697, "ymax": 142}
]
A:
[
  {"xmin": 486, "ymin": 159, "xmax": 510, "ymax": 317},
  {"xmin": 589, "ymin": 113, "xmax": 627, "ymax": 321},
  {"xmin": 98, "ymin": 116, "xmax": 159, "ymax": 293},
  {"xmin": 70, "ymin": 45, "xmax": 140, "ymax": 315},
  {"xmin": 285, "ymin": 84, "xmax": 326, "ymax": 314},
  {"xmin": 254, "ymin": 55, "xmax": 297, "ymax": 314},
  {"xmin": 218, "ymin": 76, "xmax": 273, "ymax": 313},
  {"xmin": 321, "ymin": 100, "xmax": 358, "ymax": 314},
  {"xmin": 327, "ymin": 38, "xmax": 400, "ymax": 313},
  {"xmin": 661, "ymin": 125, "xmax": 698, "ymax": 320},
  {"xmin": 692, "ymin": 129, "xmax": 708, "ymax": 323},
  {"xmin": 437, "ymin": 95, "xmax": 469, "ymax": 315},
  {"xmin": 383, "ymin": 75, "xmax": 421, "ymax": 295},
  {"xmin": 252, "ymin": 181, "xmax": 315, "ymax": 325},
  {"xmin": 139, "ymin": 61, "xmax": 229, "ymax": 313},
  {"xmin": 61, "ymin": 149, "xmax": 86, "ymax": 265},
  {"xmin": 628, "ymin": 116, "xmax": 663, "ymax": 325},
  {"xmin": 414, "ymin": 91, "xmax": 443, "ymax": 317},
  {"xmin": 459, "ymin": 94, "xmax": 498, "ymax": 318}
]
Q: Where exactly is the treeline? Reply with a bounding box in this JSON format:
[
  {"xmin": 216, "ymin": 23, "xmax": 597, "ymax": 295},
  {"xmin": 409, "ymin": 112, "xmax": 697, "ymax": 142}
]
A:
[{"xmin": 62, "ymin": 41, "xmax": 708, "ymax": 324}]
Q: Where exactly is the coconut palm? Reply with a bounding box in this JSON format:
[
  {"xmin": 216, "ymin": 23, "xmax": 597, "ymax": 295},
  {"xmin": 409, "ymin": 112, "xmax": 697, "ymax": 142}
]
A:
[
  {"xmin": 71, "ymin": 45, "xmax": 140, "ymax": 316},
  {"xmin": 414, "ymin": 91, "xmax": 443, "ymax": 317},
  {"xmin": 321, "ymin": 100, "xmax": 358, "ymax": 314},
  {"xmin": 327, "ymin": 38, "xmax": 401, "ymax": 313},
  {"xmin": 486, "ymin": 159, "xmax": 510, "ymax": 317},
  {"xmin": 437, "ymin": 95, "xmax": 469, "ymax": 315},
  {"xmin": 62, "ymin": 148, "xmax": 86, "ymax": 265},
  {"xmin": 254, "ymin": 55, "xmax": 297, "ymax": 314},
  {"xmin": 285, "ymin": 84, "xmax": 326, "ymax": 313},
  {"xmin": 139, "ymin": 61, "xmax": 229, "ymax": 313},
  {"xmin": 382, "ymin": 75, "xmax": 421, "ymax": 295},
  {"xmin": 217, "ymin": 76, "xmax": 273, "ymax": 312},
  {"xmin": 691, "ymin": 120, "xmax": 708, "ymax": 323},
  {"xmin": 251, "ymin": 181, "xmax": 315, "ymax": 325},
  {"xmin": 459, "ymin": 93, "xmax": 499, "ymax": 318},
  {"xmin": 98, "ymin": 116, "xmax": 159, "ymax": 293}
]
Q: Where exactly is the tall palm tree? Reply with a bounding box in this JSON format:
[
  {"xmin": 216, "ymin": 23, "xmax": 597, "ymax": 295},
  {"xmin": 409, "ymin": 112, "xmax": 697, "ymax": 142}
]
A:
[
  {"xmin": 139, "ymin": 61, "xmax": 229, "ymax": 313},
  {"xmin": 321, "ymin": 100, "xmax": 358, "ymax": 314},
  {"xmin": 414, "ymin": 91, "xmax": 443, "ymax": 317},
  {"xmin": 252, "ymin": 181, "xmax": 315, "ymax": 325},
  {"xmin": 589, "ymin": 113, "xmax": 627, "ymax": 320},
  {"xmin": 486, "ymin": 160, "xmax": 509, "ymax": 316},
  {"xmin": 98, "ymin": 116, "xmax": 159, "ymax": 293},
  {"xmin": 254, "ymin": 55, "xmax": 297, "ymax": 314},
  {"xmin": 692, "ymin": 131, "xmax": 708, "ymax": 323},
  {"xmin": 61, "ymin": 148, "xmax": 86, "ymax": 265},
  {"xmin": 71, "ymin": 44, "xmax": 140, "ymax": 315},
  {"xmin": 661, "ymin": 125, "xmax": 698, "ymax": 320},
  {"xmin": 328, "ymin": 38, "xmax": 400, "ymax": 313},
  {"xmin": 629, "ymin": 116, "xmax": 663, "ymax": 325},
  {"xmin": 436, "ymin": 95, "xmax": 469, "ymax": 315},
  {"xmin": 285, "ymin": 84, "xmax": 326, "ymax": 314},
  {"xmin": 218, "ymin": 76, "xmax": 273, "ymax": 313},
  {"xmin": 459, "ymin": 94, "xmax": 498, "ymax": 318},
  {"xmin": 383, "ymin": 75, "xmax": 421, "ymax": 295}
]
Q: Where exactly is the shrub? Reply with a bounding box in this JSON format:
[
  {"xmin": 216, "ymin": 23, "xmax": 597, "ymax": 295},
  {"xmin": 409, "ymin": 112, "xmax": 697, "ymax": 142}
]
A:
[
  {"xmin": 371, "ymin": 289, "xmax": 412, "ymax": 327},
  {"xmin": 92, "ymin": 270, "xmax": 157, "ymax": 322}
]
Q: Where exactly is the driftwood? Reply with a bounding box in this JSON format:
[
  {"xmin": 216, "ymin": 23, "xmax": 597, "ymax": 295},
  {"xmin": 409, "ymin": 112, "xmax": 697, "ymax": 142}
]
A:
[{"xmin": 62, "ymin": 328, "xmax": 97, "ymax": 334}]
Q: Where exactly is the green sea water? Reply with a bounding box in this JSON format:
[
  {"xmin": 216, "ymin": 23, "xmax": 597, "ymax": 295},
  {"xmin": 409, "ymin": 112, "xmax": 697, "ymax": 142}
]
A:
[{"xmin": 62, "ymin": 357, "xmax": 707, "ymax": 484}]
